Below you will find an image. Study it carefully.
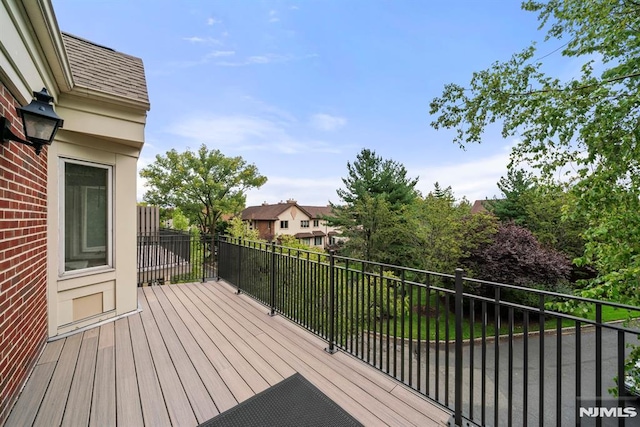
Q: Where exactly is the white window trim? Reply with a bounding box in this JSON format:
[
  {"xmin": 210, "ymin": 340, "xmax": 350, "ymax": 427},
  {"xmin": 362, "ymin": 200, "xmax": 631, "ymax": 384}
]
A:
[{"xmin": 59, "ymin": 158, "xmax": 114, "ymax": 277}]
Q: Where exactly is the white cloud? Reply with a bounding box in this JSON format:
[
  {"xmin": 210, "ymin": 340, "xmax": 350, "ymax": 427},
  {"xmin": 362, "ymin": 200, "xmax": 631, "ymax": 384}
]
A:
[
  {"xmin": 310, "ymin": 113, "xmax": 347, "ymax": 131},
  {"xmin": 245, "ymin": 176, "xmax": 341, "ymax": 207},
  {"xmin": 412, "ymin": 146, "xmax": 513, "ymax": 202},
  {"xmin": 216, "ymin": 53, "xmax": 289, "ymax": 66},
  {"xmin": 136, "ymin": 155, "xmax": 154, "ymax": 202},
  {"xmin": 207, "ymin": 17, "xmax": 222, "ymax": 26},
  {"xmin": 183, "ymin": 36, "xmax": 221, "ymax": 45},
  {"xmin": 169, "ymin": 114, "xmax": 342, "ymax": 155},
  {"xmin": 206, "ymin": 50, "xmax": 235, "ymax": 58},
  {"xmin": 215, "ymin": 53, "xmax": 317, "ymax": 67},
  {"xmin": 243, "ymin": 96, "xmax": 297, "ymax": 124},
  {"xmin": 269, "ymin": 10, "xmax": 280, "ymax": 23}
]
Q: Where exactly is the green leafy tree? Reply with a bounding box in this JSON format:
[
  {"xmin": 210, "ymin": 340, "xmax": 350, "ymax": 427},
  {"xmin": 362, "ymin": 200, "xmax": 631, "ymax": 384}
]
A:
[
  {"xmin": 171, "ymin": 208, "xmax": 190, "ymax": 231},
  {"xmin": 491, "ymin": 169, "xmax": 534, "ymax": 224},
  {"xmin": 227, "ymin": 217, "xmax": 260, "ymax": 241},
  {"xmin": 430, "ymin": 0, "xmax": 640, "ymax": 303},
  {"xmin": 328, "ymin": 149, "xmax": 418, "ymax": 264},
  {"xmin": 335, "ymin": 148, "xmax": 419, "ymax": 209},
  {"xmin": 141, "ymin": 144, "xmax": 267, "ymax": 236},
  {"xmin": 412, "ymin": 187, "xmax": 498, "ymax": 275}
]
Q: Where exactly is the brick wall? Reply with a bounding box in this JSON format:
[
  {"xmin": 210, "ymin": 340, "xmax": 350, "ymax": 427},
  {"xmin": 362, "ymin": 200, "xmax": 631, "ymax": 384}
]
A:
[{"xmin": 0, "ymin": 83, "xmax": 49, "ymax": 424}]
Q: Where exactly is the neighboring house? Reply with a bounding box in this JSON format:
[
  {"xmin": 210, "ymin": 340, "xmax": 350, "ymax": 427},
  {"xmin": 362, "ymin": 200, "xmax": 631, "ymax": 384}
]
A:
[
  {"xmin": 241, "ymin": 199, "xmax": 339, "ymax": 247},
  {"xmin": 470, "ymin": 199, "xmax": 496, "ymax": 214},
  {"xmin": 0, "ymin": 1, "xmax": 149, "ymax": 423}
]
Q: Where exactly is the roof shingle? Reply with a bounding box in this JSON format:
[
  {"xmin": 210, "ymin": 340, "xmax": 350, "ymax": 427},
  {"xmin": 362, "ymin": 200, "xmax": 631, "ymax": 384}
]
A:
[{"xmin": 62, "ymin": 32, "xmax": 149, "ymax": 105}]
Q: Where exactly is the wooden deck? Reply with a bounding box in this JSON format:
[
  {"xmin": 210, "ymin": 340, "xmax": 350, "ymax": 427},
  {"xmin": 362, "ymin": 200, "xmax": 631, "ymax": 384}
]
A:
[{"xmin": 5, "ymin": 281, "xmax": 451, "ymax": 426}]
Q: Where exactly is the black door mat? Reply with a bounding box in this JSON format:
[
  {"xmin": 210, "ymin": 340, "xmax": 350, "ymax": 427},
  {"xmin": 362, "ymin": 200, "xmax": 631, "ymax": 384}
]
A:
[{"xmin": 198, "ymin": 372, "xmax": 364, "ymax": 427}]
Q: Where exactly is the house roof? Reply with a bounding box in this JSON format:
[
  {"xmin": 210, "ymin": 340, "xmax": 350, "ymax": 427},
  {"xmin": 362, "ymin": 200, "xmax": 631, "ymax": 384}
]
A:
[
  {"xmin": 470, "ymin": 199, "xmax": 497, "ymax": 214},
  {"xmin": 242, "ymin": 202, "xmax": 333, "ymax": 221},
  {"xmin": 61, "ymin": 33, "xmax": 149, "ymax": 106},
  {"xmin": 242, "ymin": 203, "xmax": 295, "ymax": 221},
  {"xmin": 300, "ymin": 205, "xmax": 332, "ymax": 219}
]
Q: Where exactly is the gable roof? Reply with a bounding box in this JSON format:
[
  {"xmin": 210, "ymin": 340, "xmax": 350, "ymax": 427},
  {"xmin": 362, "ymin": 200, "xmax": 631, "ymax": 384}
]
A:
[
  {"xmin": 470, "ymin": 199, "xmax": 498, "ymax": 214},
  {"xmin": 242, "ymin": 203, "xmax": 296, "ymax": 221},
  {"xmin": 61, "ymin": 32, "xmax": 149, "ymax": 107},
  {"xmin": 299, "ymin": 205, "xmax": 332, "ymax": 219},
  {"xmin": 242, "ymin": 202, "xmax": 333, "ymax": 221}
]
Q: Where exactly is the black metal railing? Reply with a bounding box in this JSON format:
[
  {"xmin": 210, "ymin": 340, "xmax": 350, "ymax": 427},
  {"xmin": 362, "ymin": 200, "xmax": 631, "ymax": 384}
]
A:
[
  {"xmin": 137, "ymin": 229, "xmax": 215, "ymax": 286},
  {"xmin": 217, "ymin": 236, "xmax": 640, "ymax": 426}
]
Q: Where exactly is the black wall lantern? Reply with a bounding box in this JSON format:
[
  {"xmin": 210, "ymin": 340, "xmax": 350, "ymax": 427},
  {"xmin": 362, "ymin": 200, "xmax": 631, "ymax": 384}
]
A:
[{"xmin": 1, "ymin": 88, "xmax": 64, "ymax": 155}]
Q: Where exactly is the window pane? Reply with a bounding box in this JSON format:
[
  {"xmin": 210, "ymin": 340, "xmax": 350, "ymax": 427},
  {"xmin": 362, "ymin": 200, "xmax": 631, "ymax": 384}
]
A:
[{"xmin": 64, "ymin": 162, "xmax": 109, "ymax": 271}]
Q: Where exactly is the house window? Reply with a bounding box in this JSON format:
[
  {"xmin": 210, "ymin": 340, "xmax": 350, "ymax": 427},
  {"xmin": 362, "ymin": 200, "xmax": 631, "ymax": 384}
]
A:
[
  {"xmin": 280, "ymin": 220, "xmax": 289, "ymax": 229},
  {"xmin": 301, "ymin": 220, "xmax": 309, "ymax": 228},
  {"xmin": 313, "ymin": 220, "xmax": 319, "ymax": 227},
  {"xmin": 61, "ymin": 160, "xmax": 112, "ymax": 273},
  {"xmin": 314, "ymin": 236, "xmax": 323, "ymax": 246}
]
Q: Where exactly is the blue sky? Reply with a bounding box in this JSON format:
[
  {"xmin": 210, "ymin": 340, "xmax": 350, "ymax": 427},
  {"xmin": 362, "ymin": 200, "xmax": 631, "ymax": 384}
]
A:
[{"xmin": 52, "ymin": 0, "xmax": 573, "ymax": 207}]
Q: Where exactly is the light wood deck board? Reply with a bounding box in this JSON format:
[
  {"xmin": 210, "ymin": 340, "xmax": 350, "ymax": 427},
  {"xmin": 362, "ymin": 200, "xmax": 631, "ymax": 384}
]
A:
[
  {"xmin": 142, "ymin": 287, "xmax": 218, "ymax": 424},
  {"xmin": 166, "ymin": 285, "xmax": 271, "ymax": 395},
  {"xmin": 114, "ymin": 318, "xmax": 143, "ymax": 427},
  {"xmin": 37, "ymin": 339, "xmax": 64, "ymax": 365},
  {"xmin": 158, "ymin": 284, "xmax": 255, "ymax": 405},
  {"xmin": 151, "ymin": 285, "xmax": 238, "ymax": 413},
  {"xmin": 62, "ymin": 328, "xmax": 99, "ymax": 427},
  {"xmin": 200, "ymin": 282, "xmax": 439, "ymax": 426},
  {"xmin": 128, "ymin": 313, "xmax": 172, "ymax": 427},
  {"xmin": 178, "ymin": 285, "xmax": 288, "ymax": 386},
  {"xmin": 3, "ymin": 362, "xmax": 57, "ymax": 427},
  {"xmin": 138, "ymin": 291, "xmax": 198, "ymax": 427},
  {"xmin": 33, "ymin": 332, "xmax": 82, "ymax": 427},
  {"xmin": 90, "ymin": 324, "xmax": 116, "ymax": 427},
  {"xmin": 6, "ymin": 281, "xmax": 451, "ymax": 426}
]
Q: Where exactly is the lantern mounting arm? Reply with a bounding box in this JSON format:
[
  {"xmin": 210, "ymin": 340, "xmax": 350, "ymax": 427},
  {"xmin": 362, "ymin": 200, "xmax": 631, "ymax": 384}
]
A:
[{"xmin": 0, "ymin": 117, "xmax": 46, "ymax": 155}]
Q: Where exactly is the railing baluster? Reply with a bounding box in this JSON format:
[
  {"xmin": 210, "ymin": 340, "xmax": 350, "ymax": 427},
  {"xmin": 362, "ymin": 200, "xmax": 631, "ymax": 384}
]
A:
[
  {"xmin": 539, "ymin": 294, "xmax": 545, "ymax": 427},
  {"xmin": 596, "ymin": 304, "xmax": 602, "ymax": 427},
  {"xmin": 469, "ymin": 298, "xmax": 475, "ymax": 421},
  {"xmin": 325, "ymin": 250, "xmax": 336, "ymax": 354},
  {"xmin": 617, "ymin": 330, "xmax": 626, "ymax": 427},
  {"xmin": 576, "ymin": 320, "xmax": 581, "ymax": 427},
  {"xmin": 454, "ymin": 268, "xmax": 463, "ymax": 427},
  {"xmin": 523, "ymin": 311, "xmax": 529, "ymax": 427},
  {"xmin": 269, "ymin": 241, "xmax": 276, "ymax": 316},
  {"xmin": 494, "ymin": 287, "xmax": 500, "ymax": 426},
  {"xmin": 416, "ymin": 284, "xmax": 422, "ymax": 392},
  {"xmin": 508, "ymin": 307, "xmax": 514, "ymax": 427},
  {"xmin": 482, "ymin": 301, "xmax": 487, "ymax": 427},
  {"xmin": 556, "ymin": 316, "xmax": 562, "ymax": 427}
]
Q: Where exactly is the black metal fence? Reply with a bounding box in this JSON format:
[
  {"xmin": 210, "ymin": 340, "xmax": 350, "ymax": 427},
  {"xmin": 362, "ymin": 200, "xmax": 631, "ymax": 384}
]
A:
[
  {"xmin": 217, "ymin": 236, "xmax": 640, "ymax": 426},
  {"xmin": 137, "ymin": 229, "xmax": 215, "ymax": 286}
]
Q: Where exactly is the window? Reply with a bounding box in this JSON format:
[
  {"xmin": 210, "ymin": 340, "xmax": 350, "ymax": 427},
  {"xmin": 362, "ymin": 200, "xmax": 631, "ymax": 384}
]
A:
[
  {"xmin": 313, "ymin": 220, "xmax": 319, "ymax": 227},
  {"xmin": 314, "ymin": 236, "xmax": 323, "ymax": 246},
  {"xmin": 61, "ymin": 160, "xmax": 112, "ymax": 273},
  {"xmin": 301, "ymin": 220, "xmax": 309, "ymax": 228},
  {"xmin": 280, "ymin": 220, "xmax": 289, "ymax": 229}
]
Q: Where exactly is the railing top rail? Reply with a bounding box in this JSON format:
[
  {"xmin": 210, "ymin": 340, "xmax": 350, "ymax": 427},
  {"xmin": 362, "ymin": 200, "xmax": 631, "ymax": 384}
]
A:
[{"xmin": 462, "ymin": 275, "xmax": 640, "ymax": 313}]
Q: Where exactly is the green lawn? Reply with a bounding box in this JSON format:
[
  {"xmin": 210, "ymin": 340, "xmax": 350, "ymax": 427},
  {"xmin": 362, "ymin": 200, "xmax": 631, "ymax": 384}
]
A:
[{"xmin": 378, "ymin": 292, "xmax": 638, "ymax": 341}]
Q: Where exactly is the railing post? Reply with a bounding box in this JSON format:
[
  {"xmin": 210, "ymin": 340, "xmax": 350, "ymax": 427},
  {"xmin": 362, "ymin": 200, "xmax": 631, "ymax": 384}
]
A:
[
  {"xmin": 325, "ymin": 250, "xmax": 337, "ymax": 354},
  {"xmin": 201, "ymin": 233, "xmax": 207, "ymax": 283},
  {"xmin": 453, "ymin": 268, "xmax": 464, "ymax": 426},
  {"xmin": 236, "ymin": 237, "xmax": 242, "ymax": 294},
  {"xmin": 269, "ymin": 241, "xmax": 276, "ymax": 316}
]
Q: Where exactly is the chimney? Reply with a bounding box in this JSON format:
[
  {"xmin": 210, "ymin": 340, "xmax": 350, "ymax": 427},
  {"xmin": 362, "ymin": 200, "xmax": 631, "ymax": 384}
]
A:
[{"xmin": 286, "ymin": 198, "xmax": 296, "ymax": 204}]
